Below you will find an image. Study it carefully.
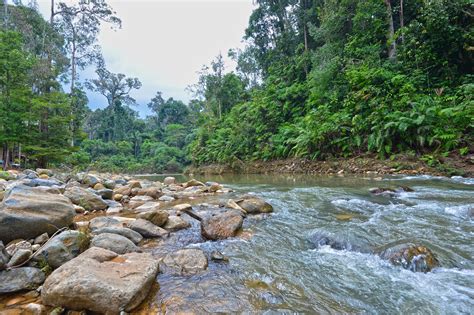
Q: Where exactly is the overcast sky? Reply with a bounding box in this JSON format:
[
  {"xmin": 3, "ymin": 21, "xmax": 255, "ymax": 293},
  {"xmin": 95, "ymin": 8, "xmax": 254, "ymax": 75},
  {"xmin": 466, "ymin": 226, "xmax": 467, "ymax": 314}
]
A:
[{"xmin": 35, "ymin": 0, "xmax": 255, "ymax": 117}]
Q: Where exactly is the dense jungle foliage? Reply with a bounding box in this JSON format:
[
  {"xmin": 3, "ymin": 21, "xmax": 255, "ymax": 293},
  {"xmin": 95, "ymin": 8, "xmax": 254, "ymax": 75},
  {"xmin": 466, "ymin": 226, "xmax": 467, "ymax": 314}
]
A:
[
  {"xmin": 189, "ymin": 0, "xmax": 473, "ymax": 166},
  {"xmin": 0, "ymin": 0, "xmax": 473, "ymax": 173}
]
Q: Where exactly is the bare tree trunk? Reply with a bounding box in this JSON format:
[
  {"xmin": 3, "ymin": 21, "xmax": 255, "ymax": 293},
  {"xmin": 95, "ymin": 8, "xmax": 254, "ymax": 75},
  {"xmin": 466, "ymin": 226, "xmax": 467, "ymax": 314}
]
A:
[
  {"xmin": 385, "ymin": 0, "xmax": 396, "ymax": 59},
  {"xmin": 3, "ymin": 0, "xmax": 8, "ymax": 28},
  {"xmin": 399, "ymin": 0, "xmax": 404, "ymax": 44},
  {"xmin": 2, "ymin": 143, "xmax": 10, "ymax": 171}
]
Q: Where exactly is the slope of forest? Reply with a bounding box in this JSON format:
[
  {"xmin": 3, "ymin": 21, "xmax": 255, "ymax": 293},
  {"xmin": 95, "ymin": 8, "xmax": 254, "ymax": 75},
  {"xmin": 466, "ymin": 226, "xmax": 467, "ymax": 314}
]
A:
[{"xmin": 0, "ymin": 0, "xmax": 472, "ymax": 175}]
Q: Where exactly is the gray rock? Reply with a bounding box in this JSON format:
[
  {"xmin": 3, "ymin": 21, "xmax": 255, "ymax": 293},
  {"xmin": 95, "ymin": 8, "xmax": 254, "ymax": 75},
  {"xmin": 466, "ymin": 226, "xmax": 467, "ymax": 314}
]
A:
[
  {"xmin": 127, "ymin": 219, "xmax": 169, "ymax": 238},
  {"xmin": 93, "ymin": 227, "xmax": 143, "ymax": 245},
  {"xmin": 103, "ymin": 180, "xmax": 116, "ymax": 189},
  {"xmin": 7, "ymin": 248, "xmax": 32, "ymax": 267},
  {"xmin": 34, "ymin": 233, "xmax": 49, "ymax": 245},
  {"xmin": 0, "ymin": 241, "xmax": 10, "ymax": 270},
  {"xmin": 80, "ymin": 174, "xmax": 100, "ymax": 187},
  {"xmin": 135, "ymin": 201, "xmax": 161, "ymax": 213},
  {"xmin": 97, "ymin": 188, "xmax": 114, "ymax": 200},
  {"xmin": 89, "ymin": 216, "xmax": 125, "ymax": 231},
  {"xmin": 24, "ymin": 178, "xmax": 62, "ymax": 188},
  {"xmin": 6, "ymin": 240, "xmax": 32, "ymax": 256},
  {"xmin": 35, "ymin": 230, "xmax": 89, "ymax": 269},
  {"xmin": 0, "ymin": 185, "xmax": 75, "ymax": 244},
  {"xmin": 0, "ymin": 267, "xmax": 45, "ymax": 293},
  {"xmin": 163, "ymin": 216, "xmax": 191, "ymax": 231},
  {"xmin": 161, "ymin": 248, "xmax": 208, "ymax": 275},
  {"xmin": 91, "ymin": 233, "xmax": 139, "ymax": 254},
  {"xmin": 41, "ymin": 247, "xmax": 159, "ymax": 313},
  {"xmin": 64, "ymin": 186, "xmax": 108, "ymax": 211},
  {"xmin": 136, "ymin": 209, "xmax": 169, "ymax": 227},
  {"xmin": 129, "ymin": 195, "xmax": 154, "ymax": 209},
  {"xmin": 201, "ymin": 211, "xmax": 243, "ymax": 240},
  {"xmin": 159, "ymin": 195, "xmax": 175, "ymax": 202},
  {"xmin": 163, "ymin": 177, "xmax": 176, "ymax": 185}
]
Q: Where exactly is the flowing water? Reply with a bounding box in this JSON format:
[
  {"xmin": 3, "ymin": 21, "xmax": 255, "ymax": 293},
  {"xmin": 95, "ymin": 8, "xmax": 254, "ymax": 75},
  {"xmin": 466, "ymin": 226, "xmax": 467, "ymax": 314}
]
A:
[{"xmin": 138, "ymin": 174, "xmax": 474, "ymax": 314}]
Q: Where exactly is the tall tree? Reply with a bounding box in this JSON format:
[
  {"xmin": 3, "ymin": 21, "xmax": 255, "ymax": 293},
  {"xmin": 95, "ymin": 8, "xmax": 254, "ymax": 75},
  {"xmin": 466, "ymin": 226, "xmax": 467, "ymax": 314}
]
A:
[{"xmin": 85, "ymin": 65, "xmax": 141, "ymax": 141}]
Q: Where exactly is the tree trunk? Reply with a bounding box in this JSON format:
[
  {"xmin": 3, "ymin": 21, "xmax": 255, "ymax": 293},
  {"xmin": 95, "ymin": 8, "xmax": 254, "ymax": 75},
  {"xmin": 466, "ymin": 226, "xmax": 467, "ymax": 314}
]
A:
[
  {"xmin": 3, "ymin": 0, "xmax": 8, "ymax": 28},
  {"xmin": 385, "ymin": 0, "xmax": 396, "ymax": 59},
  {"xmin": 399, "ymin": 0, "xmax": 404, "ymax": 44},
  {"xmin": 2, "ymin": 143, "xmax": 10, "ymax": 171}
]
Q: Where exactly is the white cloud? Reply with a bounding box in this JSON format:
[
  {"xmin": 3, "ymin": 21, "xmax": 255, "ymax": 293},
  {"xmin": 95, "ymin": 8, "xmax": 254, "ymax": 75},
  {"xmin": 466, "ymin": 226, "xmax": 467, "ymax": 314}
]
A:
[{"xmin": 35, "ymin": 0, "xmax": 255, "ymax": 116}]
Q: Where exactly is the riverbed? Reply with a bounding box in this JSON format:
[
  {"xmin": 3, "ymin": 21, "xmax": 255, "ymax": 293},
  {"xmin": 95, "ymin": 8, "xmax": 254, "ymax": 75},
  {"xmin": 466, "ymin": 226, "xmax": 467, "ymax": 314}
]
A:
[{"xmin": 137, "ymin": 174, "xmax": 474, "ymax": 313}]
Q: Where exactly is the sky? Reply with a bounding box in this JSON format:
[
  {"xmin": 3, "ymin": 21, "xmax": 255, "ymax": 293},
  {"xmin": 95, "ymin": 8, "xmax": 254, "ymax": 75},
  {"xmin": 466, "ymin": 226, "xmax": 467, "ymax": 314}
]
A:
[{"xmin": 35, "ymin": 0, "xmax": 255, "ymax": 117}]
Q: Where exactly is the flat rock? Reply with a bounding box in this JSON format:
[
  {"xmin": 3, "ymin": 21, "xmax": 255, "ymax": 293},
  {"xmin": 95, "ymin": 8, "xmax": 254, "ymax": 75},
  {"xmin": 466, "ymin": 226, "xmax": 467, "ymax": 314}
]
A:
[
  {"xmin": 172, "ymin": 203, "xmax": 192, "ymax": 212},
  {"xmin": 201, "ymin": 211, "xmax": 243, "ymax": 240},
  {"xmin": 64, "ymin": 186, "xmax": 108, "ymax": 211},
  {"xmin": 41, "ymin": 247, "xmax": 159, "ymax": 313},
  {"xmin": 0, "ymin": 185, "xmax": 75, "ymax": 244},
  {"xmin": 91, "ymin": 233, "xmax": 139, "ymax": 254},
  {"xmin": 0, "ymin": 267, "xmax": 45, "ymax": 293},
  {"xmin": 35, "ymin": 230, "xmax": 89, "ymax": 269},
  {"xmin": 89, "ymin": 216, "xmax": 126, "ymax": 231},
  {"xmin": 135, "ymin": 202, "xmax": 161, "ymax": 213},
  {"xmin": 129, "ymin": 195, "xmax": 154, "ymax": 209},
  {"xmin": 92, "ymin": 227, "xmax": 143, "ymax": 245},
  {"xmin": 161, "ymin": 248, "xmax": 208, "ymax": 275},
  {"xmin": 127, "ymin": 219, "xmax": 169, "ymax": 238},
  {"xmin": 159, "ymin": 195, "xmax": 175, "ymax": 202}
]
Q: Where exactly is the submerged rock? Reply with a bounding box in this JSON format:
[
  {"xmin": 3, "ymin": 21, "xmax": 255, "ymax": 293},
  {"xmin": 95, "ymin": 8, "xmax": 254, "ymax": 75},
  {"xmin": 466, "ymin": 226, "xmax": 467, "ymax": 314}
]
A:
[
  {"xmin": 161, "ymin": 248, "xmax": 208, "ymax": 275},
  {"xmin": 308, "ymin": 232, "xmax": 358, "ymax": 251},
  {"xmin": 0, "ymin": 185, "xmax": 75, "ymax": 244},
  {"xmin": 0, "ymin": 267, "xmax": 45, "ymax": 293},
  {"xmin": 379, "ymin": 243, "xmax": 440, "ymax": 272},
  {"xmin": 41, "ymin": 247, "xmax": 159, "ymax": 313},
  {"xmin": 201, "ymin": 210, "xmax": 244, "ymax": 240},
  {"xmin": 236, "ymin": 195, "xmax": 273, "ymax": 214}
]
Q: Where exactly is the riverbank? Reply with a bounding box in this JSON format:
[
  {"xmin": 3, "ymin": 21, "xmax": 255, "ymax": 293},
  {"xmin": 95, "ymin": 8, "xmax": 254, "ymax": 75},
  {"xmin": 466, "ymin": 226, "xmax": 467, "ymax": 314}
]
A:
[{"xmin": 187, "ymin": 153, "xmax": 474, "ymax": 177}]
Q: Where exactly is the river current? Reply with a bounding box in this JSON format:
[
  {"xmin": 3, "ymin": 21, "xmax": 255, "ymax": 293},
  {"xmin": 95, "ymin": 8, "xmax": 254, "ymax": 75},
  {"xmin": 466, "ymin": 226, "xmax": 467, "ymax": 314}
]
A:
[{"xmin": 138, "ymin": 174, "xmax": 474, "ymax": 314}]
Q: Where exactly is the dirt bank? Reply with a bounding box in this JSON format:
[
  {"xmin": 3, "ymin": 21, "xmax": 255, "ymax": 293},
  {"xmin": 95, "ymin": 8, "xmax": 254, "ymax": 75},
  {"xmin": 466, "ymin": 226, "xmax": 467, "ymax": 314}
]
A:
[{"xmin": 187, "ymin": 153, "xmax": 474, "ymax": 177}]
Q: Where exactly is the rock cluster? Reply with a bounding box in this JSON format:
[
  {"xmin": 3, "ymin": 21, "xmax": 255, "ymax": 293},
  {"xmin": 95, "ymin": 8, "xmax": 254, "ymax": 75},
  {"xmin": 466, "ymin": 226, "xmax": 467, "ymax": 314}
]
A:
[{"xmin": 0, "ymin": 170, "xmax": 273, "ymax": 313}]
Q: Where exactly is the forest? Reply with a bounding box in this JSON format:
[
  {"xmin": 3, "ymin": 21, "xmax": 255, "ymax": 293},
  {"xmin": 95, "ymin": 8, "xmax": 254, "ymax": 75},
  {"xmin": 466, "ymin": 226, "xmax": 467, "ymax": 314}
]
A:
[{"xmin": 0, "ymin": 0, "xmax": 472, "ymax": 174}]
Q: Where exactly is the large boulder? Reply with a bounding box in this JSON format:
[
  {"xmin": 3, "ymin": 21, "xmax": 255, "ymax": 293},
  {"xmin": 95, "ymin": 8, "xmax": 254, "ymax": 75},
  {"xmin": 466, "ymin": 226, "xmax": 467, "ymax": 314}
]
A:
[
  {"xmin": 201, "ymin": 211, "xmax": 243, "ymax": 240},
  {"xmin": 92, "ymin": 227, "xmax": 143, "ymax": 245},
  {"xmin": 0, "ymin": 267, "xmax": 45, "ymax": 293},
  {"xmin": 161, "ymin": 248, "xmax": 208, "ymax": 275},
  {"xmin": 379, "ymin": 243, "xmax": 440, "ymax": 272},
  {"xmin": 35, "ymin": 230, "xmax": 89, "ymax": 269},
  {"xmin": 127, "ymin": 219, "xmax": 169, "ymax": 238},
  {"xmin": 91, "ymin": 233, "xmax": 139, "ymax": 254},
  {"xmin": 236, "ymin": 195, "xmax": 273, "ymax": 214},
  {"xmin": 0, "ymin": 185, "xmax": 75, "ymax": 244},
  {"xmin": 41, "ymin": 247, "xmax": 159, "ymax": 314},
  {"xmin": 64, "ymin": 186, "xmax": 108, "ymax": 211}
]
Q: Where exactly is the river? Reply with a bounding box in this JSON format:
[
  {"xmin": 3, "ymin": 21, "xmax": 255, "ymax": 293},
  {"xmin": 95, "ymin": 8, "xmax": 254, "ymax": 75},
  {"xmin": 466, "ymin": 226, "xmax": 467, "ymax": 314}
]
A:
[{"xmin": 137, "ymin": 174, "xmax": 474, "ymax": 314}]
